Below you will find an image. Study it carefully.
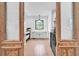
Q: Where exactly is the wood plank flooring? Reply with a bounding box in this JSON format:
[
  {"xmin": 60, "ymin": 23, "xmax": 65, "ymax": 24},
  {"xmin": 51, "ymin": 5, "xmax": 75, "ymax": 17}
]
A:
[{"xmin": 24, "ymin": 38, "xmax": 54, "ymax": 56}]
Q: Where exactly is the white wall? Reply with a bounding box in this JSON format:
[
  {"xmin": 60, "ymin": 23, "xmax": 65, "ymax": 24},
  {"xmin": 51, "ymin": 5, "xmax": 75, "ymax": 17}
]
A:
[
  {"xmin": 25, "ymin": 2, "xmax": 56, "ymax": 16},
  {"xmin": 61, "ymin": 2, "xmax": 73, "ymax": 40},
  {"xmin": 48, "ymin": 10, "xmax": 56, "ymax": 33}
]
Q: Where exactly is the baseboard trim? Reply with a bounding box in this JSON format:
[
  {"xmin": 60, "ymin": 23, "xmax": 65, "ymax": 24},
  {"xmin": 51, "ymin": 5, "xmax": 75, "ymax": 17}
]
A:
[{"xmin": 30, "ymin": 38, "xmax": 49, "ymax": 39}]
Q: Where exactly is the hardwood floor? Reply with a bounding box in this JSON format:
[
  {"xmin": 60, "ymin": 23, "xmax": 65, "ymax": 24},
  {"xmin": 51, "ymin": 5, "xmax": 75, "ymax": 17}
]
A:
[{"xmin": 24, "ymin": 38, "xmax": 54, "ymax": 56}]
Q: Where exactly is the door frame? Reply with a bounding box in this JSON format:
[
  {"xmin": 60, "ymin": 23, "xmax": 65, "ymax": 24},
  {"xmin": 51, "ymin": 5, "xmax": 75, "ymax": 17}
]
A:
[{"xmin": 23, "ymin": 2, "xmax": 58, "ymax": 56}]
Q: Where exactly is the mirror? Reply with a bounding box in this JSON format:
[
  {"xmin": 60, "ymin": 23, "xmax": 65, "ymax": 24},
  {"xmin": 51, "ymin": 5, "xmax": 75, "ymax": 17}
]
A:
[
  {"xmin": 61, "ymin": 2, "xmax": 74, "ymax": 40},
  {"xmin": 6, "ymin": 2, "xmax": 19, "ymax": 40}
]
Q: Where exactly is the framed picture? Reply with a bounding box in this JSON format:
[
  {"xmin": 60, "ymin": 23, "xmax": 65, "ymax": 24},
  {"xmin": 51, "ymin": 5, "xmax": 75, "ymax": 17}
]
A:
[{"xmin": 35, "ymin": 20, "xmax": 44, "ymax": 30}]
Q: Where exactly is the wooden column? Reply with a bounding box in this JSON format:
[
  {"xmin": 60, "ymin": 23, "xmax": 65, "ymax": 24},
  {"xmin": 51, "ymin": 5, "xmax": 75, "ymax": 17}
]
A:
[
  {"xmin": 0, "ymin": 2, "xmax": 6, "ymax": 56},
  {"xmin": 19, "ymin": 2, "xmax": 24, "ymax": 56},
  {"xmin": 73, "ymin": 2, "xmax": 79, "ymax": 55},
  {"xmin": 56, "ymin": 2, "xmax": 61, "ymax": 56}
]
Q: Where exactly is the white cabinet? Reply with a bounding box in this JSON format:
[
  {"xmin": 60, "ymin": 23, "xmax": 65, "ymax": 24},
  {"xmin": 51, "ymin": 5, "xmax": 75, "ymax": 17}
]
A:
[{"xmin": 31, "ymin": 32, "xmax": 48, "ymax": 38}]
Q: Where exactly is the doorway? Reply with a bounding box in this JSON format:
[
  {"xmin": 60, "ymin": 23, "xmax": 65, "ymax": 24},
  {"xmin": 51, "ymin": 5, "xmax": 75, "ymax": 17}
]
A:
[{"xmin": 24, "ymin": 2, "xmax": 56, "ymax": 56}]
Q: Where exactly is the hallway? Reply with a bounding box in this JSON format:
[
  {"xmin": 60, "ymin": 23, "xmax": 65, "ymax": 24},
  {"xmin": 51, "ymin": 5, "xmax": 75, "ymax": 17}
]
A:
[{"xmin": 24, "ymin": 39, "xmax": 54, "ymax": 56}]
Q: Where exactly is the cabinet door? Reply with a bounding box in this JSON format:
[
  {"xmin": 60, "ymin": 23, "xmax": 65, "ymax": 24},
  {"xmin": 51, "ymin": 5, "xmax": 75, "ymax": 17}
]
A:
[
  {"xmin": 56, "ymin": 2, "xmax": 79, "ymax": 56},
  {"xmin": 0, "ymin": 2, "xmax": 24, "ymax": 56}
]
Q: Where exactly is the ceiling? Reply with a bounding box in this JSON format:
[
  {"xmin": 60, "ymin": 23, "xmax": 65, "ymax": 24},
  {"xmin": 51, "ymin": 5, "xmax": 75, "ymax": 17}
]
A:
[{"xmin": 25, "ymin": 2, "xmax": 56, "ymax": 16}]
